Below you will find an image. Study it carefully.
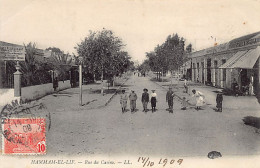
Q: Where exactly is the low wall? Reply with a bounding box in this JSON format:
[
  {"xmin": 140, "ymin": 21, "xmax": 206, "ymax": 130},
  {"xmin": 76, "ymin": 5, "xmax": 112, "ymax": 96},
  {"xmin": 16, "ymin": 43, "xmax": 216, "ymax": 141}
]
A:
[
  {"xmin": 0, "ymin": 81, "xmax": 71, "ymax": 108},
  {"xmin": 0, "ymin": 89, "xmax": 16, "ymax": 107},
  {"xmin": 22, "ymin": 80, "xmax": 71, "ymax": 101}
]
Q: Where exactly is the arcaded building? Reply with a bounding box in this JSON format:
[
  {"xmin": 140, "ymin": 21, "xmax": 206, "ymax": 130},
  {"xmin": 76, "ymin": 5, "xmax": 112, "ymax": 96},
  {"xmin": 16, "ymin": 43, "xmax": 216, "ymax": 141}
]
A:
[{"xmin": 188, "ymin": 32, "xmax": 260, "ymax": 94}]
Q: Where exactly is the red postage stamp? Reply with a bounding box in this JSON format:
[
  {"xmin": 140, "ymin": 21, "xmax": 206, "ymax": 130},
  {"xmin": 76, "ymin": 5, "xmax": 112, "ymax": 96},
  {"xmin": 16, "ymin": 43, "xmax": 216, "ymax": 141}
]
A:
[{"xmin": 2, "ymin": 118, "xmax": 46, "ymax": 154}]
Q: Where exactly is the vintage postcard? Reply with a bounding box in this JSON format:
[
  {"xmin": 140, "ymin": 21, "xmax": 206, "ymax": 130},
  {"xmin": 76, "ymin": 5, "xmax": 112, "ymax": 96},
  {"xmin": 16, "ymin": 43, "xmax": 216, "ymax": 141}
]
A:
[{"xmin": 0, "ymin": 0, "xmax": 260, "ymax": 167}]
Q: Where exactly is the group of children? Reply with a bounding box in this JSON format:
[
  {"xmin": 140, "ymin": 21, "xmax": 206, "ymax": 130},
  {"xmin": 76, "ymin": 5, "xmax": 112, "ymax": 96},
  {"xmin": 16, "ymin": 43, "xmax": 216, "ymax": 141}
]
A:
[
  {"xmin": 120, "ymin": 87, "xmax": 193, "ymax": 113},
  {"xmin": 120, "ymin": 87, "xmax": 224, "ymax": 113},
  {"xmin": 120, "ymin": 88, "xmax": 158, "ymax": 113}
]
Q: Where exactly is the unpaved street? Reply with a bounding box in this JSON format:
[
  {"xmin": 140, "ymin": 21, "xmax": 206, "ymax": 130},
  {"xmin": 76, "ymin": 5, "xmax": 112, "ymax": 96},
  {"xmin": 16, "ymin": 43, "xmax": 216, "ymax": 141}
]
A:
[{"xmin": 45, "ymin": 75, "xmax": 260, "ymax": 157}]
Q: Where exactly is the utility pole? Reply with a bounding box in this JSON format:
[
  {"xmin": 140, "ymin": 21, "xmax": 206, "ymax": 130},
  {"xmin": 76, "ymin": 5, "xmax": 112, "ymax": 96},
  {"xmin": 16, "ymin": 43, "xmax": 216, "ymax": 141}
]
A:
[{"xmin": 78, "ymin": 56, "xmax": 83, "ymax": 106}]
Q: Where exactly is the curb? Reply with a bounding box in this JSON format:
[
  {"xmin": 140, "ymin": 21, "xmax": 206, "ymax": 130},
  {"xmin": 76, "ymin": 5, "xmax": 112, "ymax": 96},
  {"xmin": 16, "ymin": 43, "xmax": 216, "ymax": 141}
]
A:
[{"xmin": 104, "ymin": 77, "xmax": 130, "ymax": 106}]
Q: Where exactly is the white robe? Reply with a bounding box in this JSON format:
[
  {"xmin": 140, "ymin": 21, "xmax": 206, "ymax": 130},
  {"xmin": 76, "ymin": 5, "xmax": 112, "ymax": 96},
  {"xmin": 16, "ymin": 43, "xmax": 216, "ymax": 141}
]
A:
[{"xmin": 193, "ymin": 91, "xmax": 205, "ymax": 107}]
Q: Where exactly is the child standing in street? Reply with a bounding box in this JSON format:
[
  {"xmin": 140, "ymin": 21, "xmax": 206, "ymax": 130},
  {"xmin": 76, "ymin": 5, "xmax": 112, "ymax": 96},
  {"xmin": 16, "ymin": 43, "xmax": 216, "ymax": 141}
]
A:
[
  {"xmin": 166, "ymin": 87, "xmax": 174, "ymax": 113},
  {"xmin": 216, "ymin": 89, "xmax": 223, "ymax": 112},
  {"xmin": 141, "ymin": 88, "xmax": 149, "ymax": 112},
  {"xmin": 181, "ymin": 97, "xmax": 188, "ymax": 110},
  {"xmin": 120, "ymin": 90, "xmax": 128, "ymax": 113},
  {"xmin": 129, "ymin": 90, "xmax": 137, "ymax": 112},
  {"xmin": 151, "ymin": 90, "xmax": 157, "ymax": 112}
]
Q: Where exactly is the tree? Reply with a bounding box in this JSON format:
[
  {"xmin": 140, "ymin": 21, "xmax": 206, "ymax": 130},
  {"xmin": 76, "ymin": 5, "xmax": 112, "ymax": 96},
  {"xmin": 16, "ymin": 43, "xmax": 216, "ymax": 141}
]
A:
[
  {"xmin": 20, "ymin": 43, "xmax": 52, "ymax": 86},
  {"xmin": 138, "ymin": 59, "xmax": 150, "ymax": 75},
  {"xmin": 51, "ymin": 52, "xmax": 72, "ymax": 81},
  {"xmin": 46, "ymin": 47, "xmax": 63, "ymax": 54},
  {"xmin": 142, "ymin": 33, "xmax": 187, "ymax": 81},
  {"xmin": 76, "ymin": 29, "xmax": 130, "ymax": 82},
  {"xmin": 186, "ymin": 43, "xmax": 192, "ymax": 53},
  {"xmin": 45, "ymin": 47, "xmax": 73, "ymax": 81}
]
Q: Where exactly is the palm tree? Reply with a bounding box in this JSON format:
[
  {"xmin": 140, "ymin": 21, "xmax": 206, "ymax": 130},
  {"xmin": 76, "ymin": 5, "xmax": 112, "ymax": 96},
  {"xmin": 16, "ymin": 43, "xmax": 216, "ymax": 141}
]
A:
[
  {"xmin": 49, "ymin": 52, "xmax": 72, "ymax": 81},
  {"xmin": 20, "ymin": 43, "xmax": 39, "ymax": 86}
]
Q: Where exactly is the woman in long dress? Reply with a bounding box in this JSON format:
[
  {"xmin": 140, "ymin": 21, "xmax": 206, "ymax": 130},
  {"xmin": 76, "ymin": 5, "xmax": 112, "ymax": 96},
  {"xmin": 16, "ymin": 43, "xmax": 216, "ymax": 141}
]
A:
[{"xmin": 192, "ymin": 89, "xmax": 205, "ymax": 110}]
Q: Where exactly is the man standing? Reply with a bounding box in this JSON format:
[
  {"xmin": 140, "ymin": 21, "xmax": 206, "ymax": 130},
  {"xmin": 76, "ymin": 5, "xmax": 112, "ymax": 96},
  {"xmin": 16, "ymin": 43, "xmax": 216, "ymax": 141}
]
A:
[
  {"xmin": 216, "ymin": 89, "xmax": 223, "ymax": 112},
  {"xmin": 141, "ymin": 88, "xmax": 149, "ymax": 112},
  {"xmin": 166, "ymin": 87, "xmax": 174, "ymax": 113},
  {"xmin": 120, "ymin": 90, "xmax": 128, "ymax": 113},
  {"xmin": 129, "ymin": 90, "xmax": 137, "ymax": 112},
  {"xmin": 53, "ymin": 77, "xmax": 58, "ymax": 92}
]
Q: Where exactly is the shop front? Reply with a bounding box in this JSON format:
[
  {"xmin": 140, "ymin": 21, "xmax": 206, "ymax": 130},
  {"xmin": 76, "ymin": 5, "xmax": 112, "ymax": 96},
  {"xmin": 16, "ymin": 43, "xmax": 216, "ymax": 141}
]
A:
[{"xmin": 219, "ymin": 46, "xmax": 260, "ymax": 95}]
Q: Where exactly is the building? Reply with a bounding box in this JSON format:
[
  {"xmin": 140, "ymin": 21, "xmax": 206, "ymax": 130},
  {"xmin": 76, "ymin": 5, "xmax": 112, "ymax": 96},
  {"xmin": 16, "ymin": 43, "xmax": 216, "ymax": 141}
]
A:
[
  {"xmin": 0, "ymin": 41, "xmax": 75, "ymax": 88},
  {"xmin": 188, "ymin": 32, "xmax": 260, "ymax": 95},
  {"xmin": 180, "ymin": 59, "xmax": 192, "ymax": 80}
]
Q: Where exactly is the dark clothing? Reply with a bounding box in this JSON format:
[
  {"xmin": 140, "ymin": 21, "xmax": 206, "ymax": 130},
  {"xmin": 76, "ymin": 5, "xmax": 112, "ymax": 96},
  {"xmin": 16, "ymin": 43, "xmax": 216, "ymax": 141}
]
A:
[
  {"xmin": 53, "ymin": 78, "xmax": 58, "ymax": 91},
  {"xmin": 216, "ymin": 93, "xmax": 223, "ymax": 109},
  {"xmin": 151, "ymin": 97, "xmax": 156, "ymax": 108},
  {"xmin": 142, "ymin": 92, "xmax": 149, "ymax": 102},
  {"xmin": 166, "ymin": 90, "xmax": 174, "ymax": 108},
  {"xmin": 232, "ymin": 82, "xmax": 239, "ymax": 95}
]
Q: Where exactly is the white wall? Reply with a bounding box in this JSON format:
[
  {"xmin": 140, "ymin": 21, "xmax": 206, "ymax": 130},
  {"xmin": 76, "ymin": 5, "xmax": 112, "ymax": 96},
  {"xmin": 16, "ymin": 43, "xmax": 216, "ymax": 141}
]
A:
[
  {"xmin": 21, "ymin": 80, "xmax": 71, "ymax": 101},
  {"xmin": 0, "ymin": 89, "xmax": 16, "ymax": 107},
  {"xmin": 0, "ymin": 80, "xmax": 71, "ymax": 109}
]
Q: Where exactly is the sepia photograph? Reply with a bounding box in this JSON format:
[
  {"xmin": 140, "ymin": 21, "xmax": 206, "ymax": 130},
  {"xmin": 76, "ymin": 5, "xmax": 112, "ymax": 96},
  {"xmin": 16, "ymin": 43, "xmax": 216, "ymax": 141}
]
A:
[{"xmin": 0, "ymin": 0, "xmax": 260, "ymax": 167}]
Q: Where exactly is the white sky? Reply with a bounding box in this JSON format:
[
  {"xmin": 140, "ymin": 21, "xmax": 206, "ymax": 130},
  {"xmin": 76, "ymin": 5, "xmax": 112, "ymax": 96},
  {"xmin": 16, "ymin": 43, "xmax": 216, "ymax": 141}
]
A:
[{"xmin": 1, "ymin": 0, "xmax": 260, "ymax": 63}]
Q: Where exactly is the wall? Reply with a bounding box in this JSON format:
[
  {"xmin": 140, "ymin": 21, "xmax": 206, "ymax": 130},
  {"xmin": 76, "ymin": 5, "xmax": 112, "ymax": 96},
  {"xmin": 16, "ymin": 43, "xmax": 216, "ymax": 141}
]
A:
[
  {"xmin": 0, "ymin": 89, "xmax": 16, "ymax": 107},
  {"xmin": 21, "ymin": 80, "xmax": 71, "ymax": 101}
]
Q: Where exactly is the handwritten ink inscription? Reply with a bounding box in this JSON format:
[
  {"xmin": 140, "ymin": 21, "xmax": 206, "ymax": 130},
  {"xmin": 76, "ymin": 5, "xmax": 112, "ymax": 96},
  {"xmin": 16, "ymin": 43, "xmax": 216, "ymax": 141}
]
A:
[{"xmin": 138, "ymin": 157, "xmax": 183, "ymax": 167}]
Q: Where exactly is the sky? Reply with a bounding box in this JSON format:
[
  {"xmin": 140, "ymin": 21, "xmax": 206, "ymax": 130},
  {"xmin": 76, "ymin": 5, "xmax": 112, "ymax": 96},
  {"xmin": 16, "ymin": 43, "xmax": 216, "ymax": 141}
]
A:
[{"xmin": 1, "ymin": 0, "xmax": 260, "ymax": 63}]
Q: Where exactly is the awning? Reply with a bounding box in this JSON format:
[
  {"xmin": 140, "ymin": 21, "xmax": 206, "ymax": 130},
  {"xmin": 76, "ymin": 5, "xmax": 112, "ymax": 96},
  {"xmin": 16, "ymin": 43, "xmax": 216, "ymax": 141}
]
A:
[
  {"xmin": 219, "ymin": 50, "xmax": 247, "ymax": 68},
  {"xmin": 231, "ymin": 46, "xmax": 260, "ymax": 69},
  {"xmin": 219, "ymin": 46, "xmax": 260, "ymax": 69}
]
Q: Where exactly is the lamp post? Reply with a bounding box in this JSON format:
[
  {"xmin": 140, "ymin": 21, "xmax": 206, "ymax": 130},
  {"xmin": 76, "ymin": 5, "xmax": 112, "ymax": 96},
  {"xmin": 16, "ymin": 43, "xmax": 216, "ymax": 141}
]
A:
[{"xmin": 78, "ymin": 56, "xmax": 83, "ymax": 106}]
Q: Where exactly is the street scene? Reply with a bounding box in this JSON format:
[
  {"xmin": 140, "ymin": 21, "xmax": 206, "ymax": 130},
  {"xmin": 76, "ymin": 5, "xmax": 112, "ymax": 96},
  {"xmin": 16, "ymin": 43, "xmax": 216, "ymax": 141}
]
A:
[
  {"xmin": 37, "ymin": 73, "xmax": 260, "ymax": 157},
  {"xmin": 1, "ymin": 0, "xmax": 260, "ymax": 168}
]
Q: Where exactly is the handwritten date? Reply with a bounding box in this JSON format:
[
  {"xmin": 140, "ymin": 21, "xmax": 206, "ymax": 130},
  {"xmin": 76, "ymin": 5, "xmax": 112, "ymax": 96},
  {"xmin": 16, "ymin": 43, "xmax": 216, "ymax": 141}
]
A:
[{"xmin": 138, "ymin": 157, "xmax": 183, "ymax": 167}]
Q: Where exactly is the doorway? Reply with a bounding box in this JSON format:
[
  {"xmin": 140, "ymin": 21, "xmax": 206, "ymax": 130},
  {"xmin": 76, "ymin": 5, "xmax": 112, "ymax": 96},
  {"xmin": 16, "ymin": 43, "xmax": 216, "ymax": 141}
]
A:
[{"xmin": 207, "ymin": 59, "xmax": 211, "ymax": 85}]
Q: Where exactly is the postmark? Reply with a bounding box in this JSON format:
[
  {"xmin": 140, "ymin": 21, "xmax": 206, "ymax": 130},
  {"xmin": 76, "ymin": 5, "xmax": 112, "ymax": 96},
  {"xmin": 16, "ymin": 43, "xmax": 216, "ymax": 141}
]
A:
[{"xmin": 2, "ymin": 118, "xmax": 46, "ymax": 154}]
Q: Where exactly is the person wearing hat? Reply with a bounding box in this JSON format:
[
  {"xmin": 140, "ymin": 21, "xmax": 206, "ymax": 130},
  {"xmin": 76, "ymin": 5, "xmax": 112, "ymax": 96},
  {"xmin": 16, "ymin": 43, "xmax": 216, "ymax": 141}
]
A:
[
  {"xmin": 216, "ymin": 89, "xmax": 223, "ymax": 112},
  {"xmin": 150, "ymin": 89, "xmax": 157, "ymax": 112},
  {"xmin": 129, "ymin": 90, "xmax": 137, "ymax": 112},
  {"xmin": 120, "ymin": 89, "xmax": 128, "ymax": 113},
  {"xmin": 166, "ymin": 87, "xmax": 175, "ymax": 112},
  {"xmin": 141, "ymin": 88, "xmax": 149, "ymax": 112}
]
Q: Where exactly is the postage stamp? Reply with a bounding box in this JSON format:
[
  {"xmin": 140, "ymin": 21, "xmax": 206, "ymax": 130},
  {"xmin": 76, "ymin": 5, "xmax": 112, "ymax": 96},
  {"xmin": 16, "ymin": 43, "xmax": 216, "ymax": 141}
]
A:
[{"xmin": 2, "ymin": 118, "xmax": 46, "ymax": 154}]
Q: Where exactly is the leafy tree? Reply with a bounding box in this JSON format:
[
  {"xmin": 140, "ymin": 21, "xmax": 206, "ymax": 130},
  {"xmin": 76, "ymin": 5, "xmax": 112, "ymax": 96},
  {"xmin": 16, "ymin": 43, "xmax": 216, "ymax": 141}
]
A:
[
  {"xmin": 76, "ymin": 29, "xmax": 130, "ymax": 83},
  {"xmin": 142, "ymin": 33, "xmax": 187, "ymax": 81}
]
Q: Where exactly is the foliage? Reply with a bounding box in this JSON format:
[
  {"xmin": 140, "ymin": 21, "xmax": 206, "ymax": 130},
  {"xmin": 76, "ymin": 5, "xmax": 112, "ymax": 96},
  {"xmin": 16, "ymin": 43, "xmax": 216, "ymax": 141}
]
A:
[
  {"xmin": 138, "ymin": 59, "xmax": 150, "ymax": 74},
  {"xmin": 141, "ymin": 33, "xmax": 192, "ymax": 81},
  {"xmin": 20, "ymin": 43, "xmax": 52, "ymax": 86},
  {"xmin": 50, "ymin": 52, "xmax": 72, "ymax": 81},
  {"xmin": 76, "ymin": 29, "xmax": 131, "ymax": 80}
]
